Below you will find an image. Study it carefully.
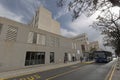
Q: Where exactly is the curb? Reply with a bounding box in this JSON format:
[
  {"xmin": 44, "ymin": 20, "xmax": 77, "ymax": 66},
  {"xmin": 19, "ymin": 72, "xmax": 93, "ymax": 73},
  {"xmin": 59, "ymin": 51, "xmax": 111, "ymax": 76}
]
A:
[
  {"xmin": 2, "ymin": 61, "xmax": 94, "ymax": 80},
  {"xmin": 2, "ymin": 62, "xmax": 80, "ymax": 79},
  {"xmin": 84, "ymin": 61, "xmax": 95, "ymax": 64}
]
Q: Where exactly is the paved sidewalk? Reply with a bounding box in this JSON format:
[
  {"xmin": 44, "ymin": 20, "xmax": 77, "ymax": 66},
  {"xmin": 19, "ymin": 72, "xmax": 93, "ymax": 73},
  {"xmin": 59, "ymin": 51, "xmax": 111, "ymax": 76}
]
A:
[
  {"xmin": 112, "ymin": 58, "xmax": 120, "ymax": 80},
  {"xmin": 0, "ymin": 61, "xmax": 94, "ymax": 79}
]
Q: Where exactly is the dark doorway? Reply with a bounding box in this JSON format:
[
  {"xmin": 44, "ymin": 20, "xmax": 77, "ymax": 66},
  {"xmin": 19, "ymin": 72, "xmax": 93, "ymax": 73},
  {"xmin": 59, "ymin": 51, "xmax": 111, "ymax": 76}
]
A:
[
  {"xmin": 50, "ymin": 52, "xmax": 55, "ymax": 63},
  {"xmin": 64, "ymin": 53, "xmax": 68, "ymax": 63},
  {"xmin": 81, "ymin": 45, "xmax": 85, "ymax": 52}
]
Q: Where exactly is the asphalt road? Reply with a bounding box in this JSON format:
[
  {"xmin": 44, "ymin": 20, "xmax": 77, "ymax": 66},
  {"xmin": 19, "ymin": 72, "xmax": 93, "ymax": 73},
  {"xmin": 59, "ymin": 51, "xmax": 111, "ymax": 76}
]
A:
[{"xmin": 7, "ymin": 60, "xmax": 116, "ymax": 80}]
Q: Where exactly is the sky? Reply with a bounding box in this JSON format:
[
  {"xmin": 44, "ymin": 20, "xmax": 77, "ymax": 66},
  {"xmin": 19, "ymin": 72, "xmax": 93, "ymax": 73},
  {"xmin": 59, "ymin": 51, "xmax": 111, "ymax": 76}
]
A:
[{"xmin": 0, "ymin": 0, "xmax": 113, "ymax": 51}]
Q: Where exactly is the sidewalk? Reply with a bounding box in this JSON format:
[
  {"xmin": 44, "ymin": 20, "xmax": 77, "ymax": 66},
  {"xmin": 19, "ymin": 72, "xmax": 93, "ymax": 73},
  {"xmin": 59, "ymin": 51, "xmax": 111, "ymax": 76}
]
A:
[
  {"xmin": 0, "ymin": 61, "xmax": 93, "ymax": 79},
  {"xmin": 112, "ymin": 57, "xmax": 120, "ymax": 80}
]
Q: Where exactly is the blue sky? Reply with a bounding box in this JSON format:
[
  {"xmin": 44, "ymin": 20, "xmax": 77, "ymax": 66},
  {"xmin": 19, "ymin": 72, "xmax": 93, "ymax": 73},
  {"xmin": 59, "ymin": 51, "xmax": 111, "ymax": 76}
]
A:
[{"xmin": 0, "ymin": 0, "xmax": 109, "ymax": 50}]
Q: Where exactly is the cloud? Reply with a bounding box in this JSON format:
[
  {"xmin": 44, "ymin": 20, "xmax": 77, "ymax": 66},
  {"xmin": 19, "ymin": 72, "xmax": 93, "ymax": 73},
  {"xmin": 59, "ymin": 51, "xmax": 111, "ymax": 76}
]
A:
[
  {"xmin": 0, "ymin": 0, "xmax": 43, "ymax": 23},
  {"xmin": 66, "ymin": 15, "xmax": 100, "ymax": 41},
  {"xmin": 95, "ymin": 35, "xmax": 104, "ymax": 48},
  {"xmin": 0, "ymin": 4, "xmax": 23, "ymax": 23},
  {"xmin": 54, "ymin": 6, "xmax": 68, "ymax": 20},
  {"xmin": 61, "ymin": 28, "xmax": 77, "ymax": 37},
  {"xmin": 21, "ymin": 0, "xmax": 41, "ymax": 13}
]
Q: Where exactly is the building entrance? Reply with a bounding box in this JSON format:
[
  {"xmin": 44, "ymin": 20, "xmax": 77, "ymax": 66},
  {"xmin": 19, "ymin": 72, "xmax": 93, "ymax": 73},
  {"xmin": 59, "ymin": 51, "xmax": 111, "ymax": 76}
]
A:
[{"xmin": 25, "ymin": 51, "xmax": 45, "ymax": 66}]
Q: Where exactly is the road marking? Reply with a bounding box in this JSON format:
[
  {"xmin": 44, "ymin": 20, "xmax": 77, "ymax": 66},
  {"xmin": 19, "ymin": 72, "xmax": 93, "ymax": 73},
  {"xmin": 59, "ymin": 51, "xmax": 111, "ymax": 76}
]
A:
[
  {"xmin": 46, "ymin": 67, "xmax": 82, "ymax": 80},
  {"xmin": 19, "ymin": 74, "xmax": 41, "ymax": 80},
  {"xmin": 109, "ymin": 63, "xmax": 116, "ymax": 80},
  {"xmin": 105, "ymin": 63, "xmax": 116, "ymax": 80},
  {"xmin": 83, "ymin": 61, "xmax": 95, "ymax": 64},
  {"xmin": 33, "ymin": 74, "xmax": 41, "ymax": 78},
  {"xmin": 6, "ymin": 74, "xmax": 41, "ymax": 80},
  {"xmin": 5, "ymin": 73, "xmax": 41, "ymax": 80}
]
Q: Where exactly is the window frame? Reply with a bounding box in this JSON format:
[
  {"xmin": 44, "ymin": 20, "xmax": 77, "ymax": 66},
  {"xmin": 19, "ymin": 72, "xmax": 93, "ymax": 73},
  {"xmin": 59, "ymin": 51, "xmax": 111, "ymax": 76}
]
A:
[{"xmin": 25, "ymin": 51, "xmax": 45, "ymax": 66}]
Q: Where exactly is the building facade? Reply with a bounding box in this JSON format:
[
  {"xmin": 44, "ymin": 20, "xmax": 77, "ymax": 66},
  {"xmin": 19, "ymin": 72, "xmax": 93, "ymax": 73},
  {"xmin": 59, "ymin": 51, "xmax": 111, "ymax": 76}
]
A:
[
  {"xmin": 72, "ymin": 33, "xmax": 100, "ymax": 58},
  {"xmin": 0, "ymin": 17, "xmax": 77, "ymax": 71},
  {"xmin": 30, "ymin": 6, "xmax": 60, "ymax": 35},
  {"xmin": 0, "ymin": 6, "xmax": 99, "ymax": 72},
  {"xmin": 88, "ymin": 41, "xmax": 99, "ymax": 52}
]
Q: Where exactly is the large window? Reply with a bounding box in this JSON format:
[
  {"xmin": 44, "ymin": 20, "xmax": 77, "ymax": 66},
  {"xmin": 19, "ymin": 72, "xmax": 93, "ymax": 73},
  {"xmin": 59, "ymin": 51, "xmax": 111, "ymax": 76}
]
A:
[
  {"xmin": 37, "ymin": 34, "xmax": 46, "ymax": 45},
  {"xmin": 25, "ymin": 52, "xmax": 45, "ymax": 66},
  {"xmin": 49, "ymin": 36, "xmax": 55, "ymax": 46},
  {"xmin": 27, "ymin": 32, "xmax": 34, "ymax": 43},
  {"xmin": 6, "ymin": 26, "xmax": 18, "ymax": 41},
  {"xmin": 0, "ymin": 23, "xmax": 3, "ymax": 34},
  {"xmin": 50, "ymin": 52, "xmax": 54, "ymax": 63}
]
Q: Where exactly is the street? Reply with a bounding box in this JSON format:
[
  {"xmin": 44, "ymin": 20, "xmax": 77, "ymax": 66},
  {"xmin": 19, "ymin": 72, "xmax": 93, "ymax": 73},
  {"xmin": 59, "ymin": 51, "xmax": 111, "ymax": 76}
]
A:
[{"xmin": 7, "ymin": 60, "xmax": 116, "ymax": 80}]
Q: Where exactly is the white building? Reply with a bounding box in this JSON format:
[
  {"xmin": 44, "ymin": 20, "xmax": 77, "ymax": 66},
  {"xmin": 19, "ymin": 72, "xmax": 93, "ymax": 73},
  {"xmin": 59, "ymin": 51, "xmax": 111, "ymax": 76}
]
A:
[{"xmin": 0, "ymin": 6, "xmax": 100, "ymax": 72}]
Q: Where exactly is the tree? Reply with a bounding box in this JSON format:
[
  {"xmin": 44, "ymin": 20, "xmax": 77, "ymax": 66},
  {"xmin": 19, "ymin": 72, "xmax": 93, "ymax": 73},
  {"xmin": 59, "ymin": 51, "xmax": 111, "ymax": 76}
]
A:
[
  {"xmin": 92, "ymin": 9, "xmax": 120, "ymax": 56},
  {"xmin": 57, "ymin": 0, "xmax": 120, "ymax": 20},
  {"xmin": 89, "ymin": 47, "xmax": 97, "ymax": 60},
  {"xmin": 90, "ymin": 47, "xmax": 97, "ymax": 53}
]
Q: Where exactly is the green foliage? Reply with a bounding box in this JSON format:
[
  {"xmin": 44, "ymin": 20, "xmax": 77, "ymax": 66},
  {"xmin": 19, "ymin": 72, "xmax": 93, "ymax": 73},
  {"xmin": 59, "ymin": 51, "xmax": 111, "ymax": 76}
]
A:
[{"xmin": 90, "ymin": 47, "xmax": 97, "ymax": 52}]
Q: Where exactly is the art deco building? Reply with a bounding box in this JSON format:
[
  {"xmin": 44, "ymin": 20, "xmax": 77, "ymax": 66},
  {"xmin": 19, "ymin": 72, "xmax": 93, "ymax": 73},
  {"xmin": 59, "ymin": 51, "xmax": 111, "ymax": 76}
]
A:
[{"xmin": 0, "ymin": 6, "xmax": 99, "ymax": 72}]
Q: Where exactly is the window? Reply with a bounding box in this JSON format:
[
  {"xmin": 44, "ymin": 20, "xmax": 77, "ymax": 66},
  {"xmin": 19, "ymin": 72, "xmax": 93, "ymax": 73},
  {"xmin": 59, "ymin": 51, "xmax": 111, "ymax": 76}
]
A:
[
  {"xmin": 27, "ymin": 32, "xmax": 38, "ymax": 44},
  {"xmin": 37, "ymin": 34, "xmax": 41, "ymax": 44},
  {"xmin": 27, "ymin": 32, "xmax": 34, "ymax": 43},
  {"xmin": 0, "ymin": 23, "xmax": 3, "ymax": 34},
  {"xmin": 33, "ymin": 32, "xmax": 37, "ymax": 44},
  {"xmin": 50, "ymin": 36, "xmax": 55, "ymax": 46},
  {"xmin": 25, "ymin": 52, "xmax": 45, "ymax": 66},
  {"xmin": 41, "ymin": 35, "xmax": 46, "ymax": 45},
  {"xmin": 50, "ymin": 52, "xmax": 54, "ymax": 63},
  {"xmin": 37, "ymin": 34, "xmax": 46, "ymax": 45},
  {"xmin": 74, "ymin": 43, "xmax": 76, "ymax": 49},
  {"xmin": 6, "ymin": 26, "xmax": 18, "ymax": 41},
  {"xmin": 55, "ymin": 37, "xmax": 59, "ymax": 47}
]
